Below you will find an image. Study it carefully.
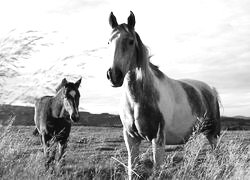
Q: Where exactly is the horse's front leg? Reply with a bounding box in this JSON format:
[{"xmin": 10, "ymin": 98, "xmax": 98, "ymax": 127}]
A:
[
  {"xmin": 152, "ymin": 138, "xmax": 165, "ymax": 170},
  {"xmin": 152, "ymin": 122, "xmax": 165, "ymax": 172},
  {"xmin": 123, "ymin": 128, "xmax": 141, "ymax": 180}
]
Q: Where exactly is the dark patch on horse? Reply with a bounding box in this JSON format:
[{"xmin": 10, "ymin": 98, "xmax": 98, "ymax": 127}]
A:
[
  {"xmin": 128, "ymin": 70, "xmax": 165, "ymax": 142},
  {"xmin": 200, "ymin": 88, "xmax": 214, "ymax": 118},
  {"xmin": 179, "ymin": 81, "xmax": 205, "ymax": 117},
  {"xmin": 149, "ymin": 62, "xmax": 165, "ymax": 80},
  {"xmin": 214, "ymin": 100, "xmax": 221, "ymax": 136},
  {"xmin": 181, "ymin": 84, "xmax": 221, "ymax": 139},
  {"xmin": 199, "ymin": 87, "xmax": 221, "ymax": 137},
  {"xmin": 46, "ymin": 116, "xmax": 71, "ymax": 144}
]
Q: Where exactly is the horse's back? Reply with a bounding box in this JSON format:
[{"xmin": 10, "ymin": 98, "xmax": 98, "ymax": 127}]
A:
[{"xmin": 34, "ymin": 96, "xmax": 53, "ymax": 134}]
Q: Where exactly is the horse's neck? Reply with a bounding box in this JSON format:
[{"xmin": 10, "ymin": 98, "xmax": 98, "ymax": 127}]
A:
[
  {"xmin": 126, "ymin": 64, "xmax": 155, "ymax": 102},
  {"xmin": 50, "ymin": 90, "xmax": 64, "ymax": 118}
]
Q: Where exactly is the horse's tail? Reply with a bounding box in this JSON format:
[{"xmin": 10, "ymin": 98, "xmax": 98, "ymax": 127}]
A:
[
  {"xmin": 212, "ymin": 87, "xmax": 221, "ymax": 137},
  {"xmin": 33, "ymin": 128, "xmax": 39, "ymax": 136}
]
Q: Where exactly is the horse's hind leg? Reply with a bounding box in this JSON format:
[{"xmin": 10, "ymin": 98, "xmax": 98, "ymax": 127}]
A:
[
  {"xmin": 206, "ymin": 134, "xmax": 218, "ymax": 149},
  {"xmin": 204, "ymin": 118, "xmax": 221, "ymax": 149}
]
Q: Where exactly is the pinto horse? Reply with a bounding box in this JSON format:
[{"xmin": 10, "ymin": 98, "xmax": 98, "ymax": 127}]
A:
[
  {"xmin": 34, "ymin": 78, "xmax": 81, "ymax": 166},
  {"xmin": 107, "ymin": 11, "xmax": 221, "ymax": 179}
]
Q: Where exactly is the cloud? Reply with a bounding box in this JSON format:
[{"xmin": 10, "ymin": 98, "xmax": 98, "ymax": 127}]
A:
[
  {"xmin": 1, "ymin": 0, "xmax": 250, "ymax": 116},
  {"xmin": 47, "ymin": 0, "xmax": 107, "ymax": 15}
]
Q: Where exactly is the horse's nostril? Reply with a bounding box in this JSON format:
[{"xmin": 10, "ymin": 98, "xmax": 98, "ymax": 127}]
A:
[{"xmin": 107, "ymin": 68, "xmax": 111, "ymax": 80}]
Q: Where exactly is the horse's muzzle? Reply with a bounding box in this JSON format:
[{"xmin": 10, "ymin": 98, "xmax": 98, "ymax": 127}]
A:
[{"xmin": 107, "ymin": 68, "xmax": 123, "ymax": 87}]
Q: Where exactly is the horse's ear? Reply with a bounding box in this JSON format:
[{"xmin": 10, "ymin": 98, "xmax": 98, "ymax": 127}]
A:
[
  {"xmin": 109, "ymin": 12, "xmax": 118, "ymax": 29},
  {"xmin": 75, "ymin": 78, "xmax": 82, "ymax": 89},
  {"xmin": 127, "ymin": 11, "xmax": 135, "ymax": 29}
]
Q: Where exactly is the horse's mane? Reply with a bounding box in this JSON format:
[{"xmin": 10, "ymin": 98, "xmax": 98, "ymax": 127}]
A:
[{"xmin": 135, "ymin": 32, "xmax": 164, "ymax": 79}]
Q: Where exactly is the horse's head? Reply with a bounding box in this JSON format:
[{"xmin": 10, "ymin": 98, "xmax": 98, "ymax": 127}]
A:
[
  {"xmin": 107, "ymin": 11, "xmax": 141, "ymax": 87},
  {"xmin": 59, "ymin": 78, "xmax": 81, "ymax": 122}
]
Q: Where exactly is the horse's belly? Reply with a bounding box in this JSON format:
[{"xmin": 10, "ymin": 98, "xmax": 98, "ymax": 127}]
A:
[{"xmin": 164, "ymin": 109, "xmax": 196, "ymax": 145}]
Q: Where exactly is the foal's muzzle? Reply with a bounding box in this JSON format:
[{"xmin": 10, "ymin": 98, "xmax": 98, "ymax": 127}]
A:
[
  {"xmin": 107, "ymin": 68, "xmax": 123, "ymax": 87},
  {"xmin": 70, "ymin": 113, "xmax": 80, "ymax": 123}
]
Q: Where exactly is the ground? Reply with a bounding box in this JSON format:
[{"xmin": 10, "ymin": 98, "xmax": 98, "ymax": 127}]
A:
[
  {"xmin": 0, "ymin": 105, "xmax": 250, "ymax": 179},
  {"xmin": 0, "ymin": 123, "xmax": 250, "ymax": 179}
]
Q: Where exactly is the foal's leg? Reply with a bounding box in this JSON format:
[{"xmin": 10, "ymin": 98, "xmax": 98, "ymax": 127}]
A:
[
  {"xmin": 41, "ymin": 133, "xmax": 49, "ymax": 157},
  {"xmin": 123, "ymin": 128, "xmax": 141, "ymax": 180},
  {"xmin": 42, "ymin": 133, "xmax": 53, "ymax": 169},
  {"xmin": 47, "ymin": 140, "xmax": 57, "ymax": 165},
  {"xmin": 58, "ymin": 141, "xmax": 67, "ymax": 162}
]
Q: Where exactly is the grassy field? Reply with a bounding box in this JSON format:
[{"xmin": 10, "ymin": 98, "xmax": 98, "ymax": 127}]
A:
[{"xmin": 0, "ymin": 115, "xmax": 250, "ymax": 180}]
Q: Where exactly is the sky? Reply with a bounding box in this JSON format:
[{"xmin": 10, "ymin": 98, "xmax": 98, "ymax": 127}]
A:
[{"xmin": 0, "ymin": 0, "xmax": 250, "ymax": 116}]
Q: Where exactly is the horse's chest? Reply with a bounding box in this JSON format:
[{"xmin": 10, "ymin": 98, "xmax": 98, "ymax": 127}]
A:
[
  {"xmin": 121, "ymin": 73, "xmax": 165, "ymax": 141},
  {"xmin": 121, "ymin": 100, "xmax": 164, "ymax": 141}
]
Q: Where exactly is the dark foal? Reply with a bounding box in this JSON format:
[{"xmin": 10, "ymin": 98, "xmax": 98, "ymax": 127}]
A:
[{"xmin": 33, "ymin": 78, "xmax": 81, "ymax": 167}]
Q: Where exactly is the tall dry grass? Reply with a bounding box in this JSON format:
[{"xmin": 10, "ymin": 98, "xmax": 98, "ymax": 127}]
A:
[{"xmin": 0, "ymin": 117, "xmax": 249, "ymax": 180}]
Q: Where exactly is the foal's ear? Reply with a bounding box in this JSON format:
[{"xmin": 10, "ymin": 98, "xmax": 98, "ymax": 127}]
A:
[
  {"xmin": 127, "ymin": 11, "xmax": 135, "ymax": 29},
  {"xmin": 61, "ymin": 78, "xmax": 67, "ymax": 85},
  {"xmin": 56, "ymin": 78, "xmax": 67, "ymax": 92},
  {"xmin": 109, "ymin": 12, "xmax": 118, "ymax": 29},
  {"xmin": 75, "ymin": 78, "xmax": 82, "ymax": 89}
]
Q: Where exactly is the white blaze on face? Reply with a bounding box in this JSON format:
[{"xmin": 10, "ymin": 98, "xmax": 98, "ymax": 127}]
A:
[
  {"xmin": 69, "ymin": 90, "xmax": 76, "ymax": 98},
  {"xmin": 108, "ymin": 31, "xmax": 120, "ymax": 62}
]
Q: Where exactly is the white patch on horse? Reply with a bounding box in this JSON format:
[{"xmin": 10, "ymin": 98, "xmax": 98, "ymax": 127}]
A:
[
  {"xmin": 135, "ymin": 68, "xmax": 142, "ymax": 80},
  {"xmin": 154, "ymin": 74, "xmax": 196, "ymax": 144},
  {"xmin": 69, "ymin": 90, "xmax": 76, "ymax": 98}
]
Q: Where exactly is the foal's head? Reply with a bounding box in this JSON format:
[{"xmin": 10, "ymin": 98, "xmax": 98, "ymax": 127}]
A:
[
  {"xmin": 57, "ymin": 78, "xmax": 81, "ymax": 122},
  {"xmin": 107, "ymin": 11, "xmax": 145, "ymax": 87}
]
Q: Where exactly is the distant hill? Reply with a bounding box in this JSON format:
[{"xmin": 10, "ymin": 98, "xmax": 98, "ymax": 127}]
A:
[
  {"xmin": 0, "ymin": 105, "xmax": 250, "ymax": 130},
  {"xmin": 0, "ymin": 105, "xmax": 121, "ymax": 127},
  {"xmin": 220, "ymin": 116, "xmax": 250, "ymax": 130}
]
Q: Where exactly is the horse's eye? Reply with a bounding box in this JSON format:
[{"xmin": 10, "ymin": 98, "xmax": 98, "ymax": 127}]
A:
[{"xmin": 128, "ymin": 39, "xmax": 134, "ymax": 45}]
